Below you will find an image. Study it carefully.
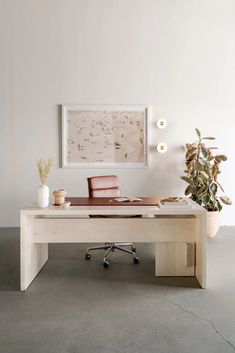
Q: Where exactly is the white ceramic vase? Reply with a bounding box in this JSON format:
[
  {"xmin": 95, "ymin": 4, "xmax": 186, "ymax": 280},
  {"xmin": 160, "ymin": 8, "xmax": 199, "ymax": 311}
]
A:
[
  {"xmin": 207, "ymin": 211, "xmax": 220, "ymax": 238},
  {"xmin": 38, "ymin": 184, "xmax": 49, "ymax": 208}
]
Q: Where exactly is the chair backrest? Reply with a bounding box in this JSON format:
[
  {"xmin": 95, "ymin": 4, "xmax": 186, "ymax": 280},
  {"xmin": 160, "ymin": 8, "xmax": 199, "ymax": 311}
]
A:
[{"xmin": 87, "ymin": 175, "xmax": 121, "ymax": 198}]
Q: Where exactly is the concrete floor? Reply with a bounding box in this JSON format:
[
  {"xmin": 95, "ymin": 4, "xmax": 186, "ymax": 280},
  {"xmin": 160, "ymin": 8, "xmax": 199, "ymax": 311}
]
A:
[{"xmin": 0, "ymin": 227, "xmax": 235, "ymax": 353}]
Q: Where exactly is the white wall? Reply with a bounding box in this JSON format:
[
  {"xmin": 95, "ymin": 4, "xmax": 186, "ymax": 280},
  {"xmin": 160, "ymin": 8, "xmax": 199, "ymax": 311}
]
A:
[{"xmin": 0, "ymin": 0, "xmax": 235, "ymax": 227}]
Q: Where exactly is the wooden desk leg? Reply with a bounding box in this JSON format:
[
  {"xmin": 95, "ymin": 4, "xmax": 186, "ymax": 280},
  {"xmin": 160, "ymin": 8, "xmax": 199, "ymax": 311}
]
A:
[
  {"xmin": 195, "ymin": 213, "xmax": 207, "ymax": 288},
  {"xmin": 154, "ymin": 213, "xmax": 206, "ymax": 288},
  {"xmin": 20, "ymin": 214, "xmax": 48, "ymax": 291},
  {"xmin": 155, "ymin": 242, "xmax": 195, "ymax": 276}
]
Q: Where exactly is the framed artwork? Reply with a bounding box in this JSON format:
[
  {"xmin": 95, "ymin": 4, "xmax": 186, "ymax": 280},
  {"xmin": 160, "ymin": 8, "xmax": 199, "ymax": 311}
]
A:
[{"xmin": 62, "ymin": 104, "xmax": 149, "ymax": 168}]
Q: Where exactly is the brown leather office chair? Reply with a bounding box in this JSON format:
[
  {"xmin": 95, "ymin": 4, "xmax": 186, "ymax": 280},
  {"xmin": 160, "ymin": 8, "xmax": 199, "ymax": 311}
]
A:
[{"xmin": 85, "ymin": 175, "xmax": 139, "ymax": 267}]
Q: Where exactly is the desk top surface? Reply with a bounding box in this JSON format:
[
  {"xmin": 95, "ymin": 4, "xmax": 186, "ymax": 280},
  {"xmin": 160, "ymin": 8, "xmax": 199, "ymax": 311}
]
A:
[{"xmin": 21, "ymin": 197, "xmax": 206, "ymax": 216}]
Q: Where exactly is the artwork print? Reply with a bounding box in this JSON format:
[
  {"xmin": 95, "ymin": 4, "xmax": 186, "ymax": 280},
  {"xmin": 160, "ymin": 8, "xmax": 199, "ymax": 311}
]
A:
[{"xmin": 62, "ymin": 105, "xmax": 148, "ymax": 168}]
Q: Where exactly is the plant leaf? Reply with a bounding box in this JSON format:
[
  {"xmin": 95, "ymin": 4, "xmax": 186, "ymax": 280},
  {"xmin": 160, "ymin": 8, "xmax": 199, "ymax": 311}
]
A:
[
  {"xmin": 215, "ymin": 156, "xmax": 222, "ymax": 163},
  {"xmin": 202, "ymin": 137, "xmax": 215, "ymax": 140},
  {"xmin": 199, "ymin": 157, "xmax": 207, "ymax": 166},
  {"xmin": 195, "ymin": 128, "xmax": 201, "ymax": 138},
  {"xmin": 201, "ymin": 146, "xmax": 208, "ymax": 158},
  {"xmin": 212, "ymin": 164, "xmax": 218, "ymax": 178},
  {"xmin": 209, "ymin": 183, "xmax": 217, "ymax": 194},
  {"xmin": 186, "ymin": 146, "xmax": 197, "ymax": 153},
  {"xmin": 186, "ymin": 160, "xmax": 195, "ymax": 172},
  {"xmin": 200, "ymin": 171, "xmax": 209, "ymax": 180},
  {"xmin": 217, "ymin": 155, "xmax": 227, "ymax": 161},
  {"xmin": 180, "ymin": 176, "xmax": 194, "ymax": 186},
  {"xmin": 220, "ymin": 196, "xmax": 232, "ymax": 205},
  {"xmin": 217, "ymin": 201, "xmax": 223, "ymax": 212},
  {"xmin": 216, "ymin": 181, "xmax": 224, "ymax": 192},
  {"xmin": 185, "ymin": 185, "xmax": 193, "ymax": 195},
  {"xmin": 202, "ymin": 195, "xmax": 210, "ymax": 204},
  {"xmin": 197, "ymin": 186, "xmax": 207, "ymax": 197},
  {"xmin": 186, "ymin": 153, "xmax": 197, "ymax": 162}
]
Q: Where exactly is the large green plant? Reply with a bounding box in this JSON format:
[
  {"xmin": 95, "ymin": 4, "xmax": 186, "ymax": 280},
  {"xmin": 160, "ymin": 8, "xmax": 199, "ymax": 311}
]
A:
[{"xmin": 181, "ymin": 129, "xmax": 232, "ymax": 211}]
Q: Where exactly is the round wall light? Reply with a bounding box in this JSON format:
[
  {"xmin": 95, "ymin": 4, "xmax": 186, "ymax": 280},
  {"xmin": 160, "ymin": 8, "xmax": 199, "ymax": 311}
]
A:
[
  {"xmin": 156, "ymin": 119, "xmax": 167, "ymax": 129},
  {"xmin": 156, "ymin": 143, "xmax": 168, "ymax": 153}
]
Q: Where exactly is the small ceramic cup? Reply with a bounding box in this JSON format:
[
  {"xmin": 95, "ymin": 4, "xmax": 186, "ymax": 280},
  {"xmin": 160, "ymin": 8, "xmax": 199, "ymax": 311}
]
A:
[
  {"xmin": 62, "ymin": 201, "xmax": 71, "ymax": 209},
  {"xmin": 53, "ymin": 189, "xmax": 67, "ymax": 206}
]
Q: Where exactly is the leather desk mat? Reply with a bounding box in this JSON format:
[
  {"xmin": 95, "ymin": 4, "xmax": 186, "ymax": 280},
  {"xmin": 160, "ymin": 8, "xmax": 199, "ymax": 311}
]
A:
[{"xmin": 65, "ymin": 197, "xmax": 159, "ymax": 207}]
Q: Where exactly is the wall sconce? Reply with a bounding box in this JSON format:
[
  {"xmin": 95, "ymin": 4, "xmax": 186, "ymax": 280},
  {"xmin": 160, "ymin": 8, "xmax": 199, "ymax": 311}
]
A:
[
  {"xmin": 156, "ymin": 143, "xmax": 168, "ymax": 153},
  {"xmin": 156, "ymin": 119, "xmax": 167, "ymax": 129}
]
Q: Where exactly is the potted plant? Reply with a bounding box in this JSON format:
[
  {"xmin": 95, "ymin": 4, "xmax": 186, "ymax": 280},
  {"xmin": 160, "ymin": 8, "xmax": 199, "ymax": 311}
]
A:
[
  {"xmin": 37, "ymin": 158, "xmax": 52, "ymax": 208},
  {"xmin": 181, "ymin": 129, "xmax": 232, "ymax": 238}
]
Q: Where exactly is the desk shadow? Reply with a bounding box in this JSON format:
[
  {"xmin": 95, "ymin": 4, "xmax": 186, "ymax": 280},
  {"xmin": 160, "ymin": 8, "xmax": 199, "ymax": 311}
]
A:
[
  {"xmin": 89, "ymin": 260, "xmax": 200, "ymax": 289},
  {"xmin": 0, "ymin": 228, "xmax": 20, "ymax": 291},
  {"xmin": 48, "ymin": 243, "xmax": 200, "ymax": 289},
  {"xmin": 81, "ymin": 243, "xmax": 200, "ymax": 289},
  {"xmin": 151, "ymin": 276, "xmax": 200, "ymax": 288}
]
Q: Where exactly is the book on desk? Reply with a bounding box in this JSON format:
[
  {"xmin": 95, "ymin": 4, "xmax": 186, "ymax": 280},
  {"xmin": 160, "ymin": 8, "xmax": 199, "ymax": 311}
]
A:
[{"xmin": 159, "ymin": 197, "xmax": 192, "ymax": 209}]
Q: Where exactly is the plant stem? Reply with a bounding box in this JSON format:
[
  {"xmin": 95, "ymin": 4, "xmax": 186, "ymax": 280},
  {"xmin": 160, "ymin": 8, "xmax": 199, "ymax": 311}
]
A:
[{"xmin": 194, "ymin": 138, "xmax": 201, "ymax": 197}]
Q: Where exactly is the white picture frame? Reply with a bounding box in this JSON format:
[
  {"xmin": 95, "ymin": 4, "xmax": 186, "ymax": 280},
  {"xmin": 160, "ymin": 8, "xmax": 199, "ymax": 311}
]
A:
[{"xmin": 62, "ymin": 104, "xmax": 149, "ymax": 168}]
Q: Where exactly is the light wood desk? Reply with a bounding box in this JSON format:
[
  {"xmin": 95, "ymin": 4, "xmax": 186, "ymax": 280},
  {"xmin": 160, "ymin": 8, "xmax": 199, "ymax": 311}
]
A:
[{"xmin": 20, "ymin": 198, "xmax": 207, "ymax": 291}]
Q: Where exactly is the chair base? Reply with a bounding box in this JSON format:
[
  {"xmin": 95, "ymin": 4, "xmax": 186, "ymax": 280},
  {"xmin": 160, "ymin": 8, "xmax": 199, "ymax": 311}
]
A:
[{"xmin": 85, "ymin": 243, "xmax": 139, "ymax": 267}]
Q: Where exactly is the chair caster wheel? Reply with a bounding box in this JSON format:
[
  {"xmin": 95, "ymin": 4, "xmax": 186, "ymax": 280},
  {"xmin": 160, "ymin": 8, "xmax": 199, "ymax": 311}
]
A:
[
  {"xmin": 134, "ymin": 256, "xmax": 139, "ymax": 264},
  {"xmin": 85, "ymin": 253, "xmax": 91, "ymax": 260},
  {"xmin": 132, "ymin": 247, "xmax": 136, "ymax": 252},
  {"xmin": 103, "ymin": 261, "xmax": 109, "ymax": 268}
]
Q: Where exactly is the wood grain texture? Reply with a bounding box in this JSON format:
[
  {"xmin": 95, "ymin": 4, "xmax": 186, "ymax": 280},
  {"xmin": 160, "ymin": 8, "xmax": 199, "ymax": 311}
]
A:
[
  {"xmin": 20, "ymin": 198, "xmax": 207, "ymax": 290},
  {"xmin": 33, "ymin": 217, "xmax": 197, "ymax": 243},
  {"xmin": 155, "ymin": 243, "xmax": 195, "ymax": 276},
  {"xmin": 20, "ymin": 215, "xmax": 48, "ymax": 291}
]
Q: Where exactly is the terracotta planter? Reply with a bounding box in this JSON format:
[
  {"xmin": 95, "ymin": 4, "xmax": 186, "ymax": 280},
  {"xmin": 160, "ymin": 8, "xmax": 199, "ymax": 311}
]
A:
[
  {"xmin": 207, "ymin": 211, "xmax": 220, "ymax": 238},
  {"xmin": 53, "ymin": 189, "xmax": 67, "ymax": 206}
]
